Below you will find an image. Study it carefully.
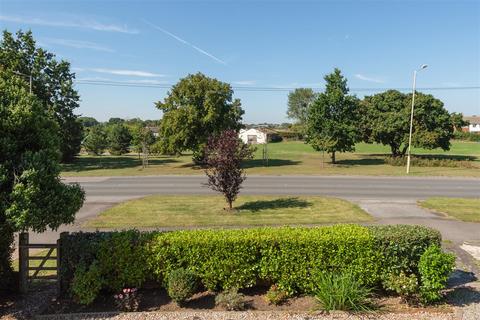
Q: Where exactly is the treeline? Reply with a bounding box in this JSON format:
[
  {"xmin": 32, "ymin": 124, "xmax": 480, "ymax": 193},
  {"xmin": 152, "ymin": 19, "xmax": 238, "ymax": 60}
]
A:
[
  {"xmin": 79, "ymin": 117, "xmax": 160, "ymax": 156},
  {"xmin": 287, "ymin": 69, "xmax": 470, "ymax": 162}
]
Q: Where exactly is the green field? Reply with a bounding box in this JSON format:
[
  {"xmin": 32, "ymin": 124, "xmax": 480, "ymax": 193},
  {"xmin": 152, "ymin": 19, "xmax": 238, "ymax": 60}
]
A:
[
  {"xmin": 61, "ymin": 141, "xmax": 480, "ymax": 177},
  {"xmin": 419, "ymin": 198, "xmax": 480, "ymax": 222},
  {"xmin": 86, "ymin": 195, "xmax": 373, "ymax": 228}
]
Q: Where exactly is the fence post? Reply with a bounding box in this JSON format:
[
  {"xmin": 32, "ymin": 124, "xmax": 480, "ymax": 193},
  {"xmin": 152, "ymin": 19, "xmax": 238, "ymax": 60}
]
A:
[
  {"xmin": 18, "ymin": 232, "xmax": 29, "ymax": 294},
  {"xmin": 57, "ymin": 232, "xmax": 68, "ymax": 296}
]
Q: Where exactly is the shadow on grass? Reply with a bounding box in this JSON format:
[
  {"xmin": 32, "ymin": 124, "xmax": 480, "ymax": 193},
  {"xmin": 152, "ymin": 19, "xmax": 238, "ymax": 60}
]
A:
[
  {"xmin": 242, "ymin": 159, "xmax": 302, "ymax": 168},
  {"xmin": 62, "ymin": 156, "xmax": 179, "ymax": 172},
  {"xmin": 237, "ymin": 197, "xmax": 312, "ymax": 212},
  {"xmin": 335, "ymin": 158, "xmax": 386, "ymax": 166}
]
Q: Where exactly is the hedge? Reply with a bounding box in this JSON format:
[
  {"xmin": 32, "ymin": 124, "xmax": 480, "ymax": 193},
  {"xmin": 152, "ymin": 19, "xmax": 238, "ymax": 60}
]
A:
[{"xmin": 60, "ymin": 225, "xmax": 442, "ymax": 304}]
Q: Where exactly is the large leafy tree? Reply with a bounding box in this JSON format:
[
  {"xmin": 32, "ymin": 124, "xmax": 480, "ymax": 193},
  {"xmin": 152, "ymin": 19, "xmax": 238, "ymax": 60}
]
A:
[
  {"xmin": 156, "ymin": 73, "xmax": 244, "ymax": 162},
  {"xmin": 0, "ymin": 30, "xmax": 83, "ymax": 162},
  {"xmin": 306, "ymin": 69, "xmax": 359, "ymax": 163},
  {"xmin": 287, "ymin": 88, "xmax": 316, "ymax": 125},
  {"xmin": 450, "ymin": 112, "xmax": 468, "ymax": 132},
  {"xmin": 360, "ymin": 90, "xmax": 453, "ymax": 157},
  {"xmin": 107, "ymin": 124, "xmax": 132, "ymax": 155},
  {"xmin": 204, "ymin": 130, "xmax": 254, "ymax": 210},
  {"xmin": 83, "ymin": 126, "xmax": 108, "ymax": 156},
  {"xmin": 0, "ymin": 73, "xmax": 85, "ymax": 291}
]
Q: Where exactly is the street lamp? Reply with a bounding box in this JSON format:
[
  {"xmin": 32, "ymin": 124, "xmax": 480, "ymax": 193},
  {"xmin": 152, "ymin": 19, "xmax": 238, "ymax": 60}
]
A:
[
  {"xmin": 406, "ymin": 64, "xmax": 428, "ymax": 174},
  {"xmin": 12, "ymin": 71, "xmax": 32, "ymax": 94}
]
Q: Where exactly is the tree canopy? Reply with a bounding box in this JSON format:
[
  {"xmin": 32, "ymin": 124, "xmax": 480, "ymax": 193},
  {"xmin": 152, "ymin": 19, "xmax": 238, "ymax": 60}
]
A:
[
  {"xmin": 0, "ymin": 73, "xmax": 84, "ymax": 290},
  {"xmin": 306, "ymin": 69, "xmax": 359, "ymax": 163},
  {"xmin": 107, "ymin": 124, "xmax": 132, "ymax": 155},
  {"xmin": 287, "ymin": 88, "xmax": 317, "ymax": 125},
  {"xmin": 0, "ymin": 30, "xmax": 83, "ymax": 162},
  {"xmin": 156, "ymin": 73, "xmax": 244, "ymax": 162},
  {"xmin": 360, "ymin": 90, "xmax": 453, "ymax": 156},
  {"xmin": 83, "ymin": 126, "xmax": 108, "ymax": 156}
]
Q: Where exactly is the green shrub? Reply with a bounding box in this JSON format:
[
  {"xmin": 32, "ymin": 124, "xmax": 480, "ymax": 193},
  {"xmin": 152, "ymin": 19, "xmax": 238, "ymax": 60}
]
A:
[
  {"xmin": 167, "ymin": 268, "xmax": 198, "ymax": 304},
  {"xmin": 0, "ymin": 225, "xmax": 14, "ymax": 294},
  {"xmin": 314, "ymin": 272, "xmax": 374, "ymax": 311},
  {"xmin": 383, "ymin": 271, "xmax": 419, "ymax": 301},
  {"xmin": 418, "ymin": 245, "xmax": 455, "ymax": 304},
  {"xmin": 453, "ymin": 131, "xmax": 480, "ymax": 142},
  {"xmin": 215, "ymin": 288, "xmax": 247, "ymax": 311},
  {"xmin": 71, "ymin": 262, "xmax": 103, "ymax": 305},
  {"xmin": 265, "ymin": 284, "xmax": 289, "ymax": 305},
  {"xmin": 384, "ymin": 156, "xmax": 477, "ymax": 168}
]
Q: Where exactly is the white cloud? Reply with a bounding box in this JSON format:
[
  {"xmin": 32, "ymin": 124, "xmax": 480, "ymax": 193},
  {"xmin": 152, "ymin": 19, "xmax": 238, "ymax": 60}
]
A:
[
  {"xmin": 143, "ymin": 19, "xmax": 226, "ymax": 65},
  {"xmin": 89, "ymin": 68, "xmax": 165, "ymax": 77},
  {"xmin": 41, "ymin": 38, "xmax": 114, "ymax": 52},
  {"xmin": 233, "ymin": 80, "xmax": 256, "ymax": 85},
  {"xmin": 354, "ymin": 74, "xmax": 385, "ymax": 84},
  {"xmin": 0, "ymin": 14, "xmax": 138, "ymax": 34},
  {"xmin": 76, "ymin": 77, "xmax": 169, "ymax": 85}
]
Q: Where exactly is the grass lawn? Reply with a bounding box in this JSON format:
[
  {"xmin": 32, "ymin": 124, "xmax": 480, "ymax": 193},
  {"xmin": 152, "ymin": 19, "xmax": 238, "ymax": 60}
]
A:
[
  {"xmin": 61, "ymin": 141, "xmax": 480, "ymax": 177},
  {"xmin": 86, "ymin": 195, "xmax": 373, "ymax": 228},
  {"xmin": 12, "ymin": 249, "xmax": 57, "ymax": 277},
  {"xmin": 419, "ymin": 197, "xmax": 480, "ymax": 223}
]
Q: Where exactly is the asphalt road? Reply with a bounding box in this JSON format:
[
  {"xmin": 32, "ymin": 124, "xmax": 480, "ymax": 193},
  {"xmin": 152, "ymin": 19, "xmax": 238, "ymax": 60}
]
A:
[{"xmin": 65, "ymin": 175, "xmax": 480, "ymax": 201}]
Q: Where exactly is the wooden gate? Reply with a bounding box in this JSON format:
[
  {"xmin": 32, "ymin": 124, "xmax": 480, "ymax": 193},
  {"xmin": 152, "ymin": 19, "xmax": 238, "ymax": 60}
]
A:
[{"xmin": 18, "ymin": 232, "xmax": 61, "ymax": 294}]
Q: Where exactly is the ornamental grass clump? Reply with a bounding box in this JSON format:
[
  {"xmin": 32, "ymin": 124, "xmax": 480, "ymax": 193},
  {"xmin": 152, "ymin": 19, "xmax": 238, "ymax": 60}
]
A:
[
  {"xmin": 314, "ymin": 272, "xmax": 375, "ymax": 312},
  {"xmin": 215, "ymin": 288, "xmax": 248, "ymax": 311},
  {"xmin": 167, "ymin": 268, "xmax": 198, "ymax": 305}
]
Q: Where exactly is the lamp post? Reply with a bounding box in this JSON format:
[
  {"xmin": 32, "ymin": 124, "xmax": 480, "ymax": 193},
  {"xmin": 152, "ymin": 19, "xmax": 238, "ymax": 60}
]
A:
[
  {"xmin": 12, "ymin": 71, "xmax": 32, "ymax": 94},
  {"xmin": 406, "ymin": 64, "xmax": 428, "ymax": 174}
]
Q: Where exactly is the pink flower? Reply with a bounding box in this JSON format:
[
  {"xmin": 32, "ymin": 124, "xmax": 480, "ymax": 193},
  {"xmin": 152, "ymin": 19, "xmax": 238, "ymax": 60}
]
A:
[
  {"xmin": 123, "ymin": 289, "xmax": 128, "ymax": 293},
  {"xmin": 119, "ymin": 294, "xmax": 123, "ymax": 299}
]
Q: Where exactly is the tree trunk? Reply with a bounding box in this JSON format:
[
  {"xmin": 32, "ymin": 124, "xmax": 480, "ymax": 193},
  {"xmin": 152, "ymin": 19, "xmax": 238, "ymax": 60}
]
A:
[
  {"xmin": 331, "ymin": 151, "xmax": 336, "ymax": 164},
  {"xmin": 227, "ymin": 199, "xmax": 233, "ymax": 211}
]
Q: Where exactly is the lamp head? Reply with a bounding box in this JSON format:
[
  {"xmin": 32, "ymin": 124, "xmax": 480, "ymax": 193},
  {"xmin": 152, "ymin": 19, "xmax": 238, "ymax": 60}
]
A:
[{"xmin": 420, "ymin": 64, "xmax": 428, "ymax": 70}]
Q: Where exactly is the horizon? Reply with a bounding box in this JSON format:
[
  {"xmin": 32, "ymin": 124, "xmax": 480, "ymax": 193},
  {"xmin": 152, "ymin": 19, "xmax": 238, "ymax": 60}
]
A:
[{"xmin": 1, "ymin": 0, "xmax": 479, "ymax": 122}]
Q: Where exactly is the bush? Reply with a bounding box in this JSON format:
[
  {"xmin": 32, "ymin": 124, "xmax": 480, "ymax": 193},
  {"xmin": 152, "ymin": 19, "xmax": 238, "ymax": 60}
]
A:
[
  {"xmin": 265, "ymin": 284, "xmax": 289, "ymax": 305},
  {"xmin": 71, "ymin": 262, "xmax": 103, "ymax": 305},
  {"xmin": 384, "ymin": 156, "xmax": 477, "ymax": 168},
  {"xmin": 418, "ymin": 245, "xmax": 455, "ymax": 304},
  {"xmin": 215, "ymin": 288, "xmax": 247, "ymax": 311},
  {"xmin": 383, "ymin": 271, "xmax": 419, "ymax": 301},
  {"xmin": 167, "ymin": 268, "xmax": 198, "ymax": 304},
  {"xmin": 314, "ymin": 272, "xmax": 374, "ymax": 311},
  {"xmin": 0, "ymin": 225, "xmax": 14, "ymax": 294},
  {"xmin": 453, "ymin": 131, "xmax": 480, "ymax": 142}
]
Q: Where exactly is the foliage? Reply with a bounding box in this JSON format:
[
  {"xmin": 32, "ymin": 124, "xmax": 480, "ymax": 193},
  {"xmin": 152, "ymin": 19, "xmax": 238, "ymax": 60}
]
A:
[
  {"xmin": 0, "ymin": 30, "xmax": 83, "ymax": 162},
  {"xmin": 418, "ymin": 245, "xmax": 455, "ymax": 304},
  {"xmin": 314, "ymin": 272, "xmax": 374, "ymax": 311},
  {"xmin": 166, "ymin": 268, "xmax": 198, "ymax": 304},
  {"xmin": 453, "ymin": 131, "xmax": 480, "ymax": 142},
  {"xmin": 204, "ymin": 130, "xmax": 254, "ymax": 209},
  {"xmin": 71, "ymin": 262, "xmax": 103, "ymax": 305},
  {"xmin": 215, "ymin": 288, "xmax": 248, "ymax": 311},
  {"xmin": 131, "ymin": 125, "xmax": 156, "ymax": 155},
  {"xmin": 306, "ymin": 68, "xmax": 359, "ymax": 163},
  {"xmin": 265, "ymin": 284, "xmax": 289, "ymax": 305},
  {"xmin": 106, "ymin": 124, "xmax": 132, "ymax": 155},
  {"xmin": 287, "ymin": 88, "xmax": 316, "ymax": 125},
  {"xmin": 382, "ymin": 271, "xmax": 419, "ymax": 301},
  {"xmin": 156, "ymin": 73, "xmax": 244, "ymax": 161},
  {"xmin": 450, "ymin": 112, "xmax": 468, "ymax": 132},
  {"xmin": 384, "ymin": 155, "xmax": 477, "ymax": 169},
  {"xmin": 83, "ymin": 126, "xmax": 108, "ymax": 155},
  {"xmin": 360, "ymin": 90, "xmax": 453, "ymax": 157},
  {"xmin": 114, "ymin": 288, "xmax": 140, "ymax": 312},
  {"xmin": 79, "ymin": 116, "xmax": 99, "ymax": 128},
  {"xmin": 0, "ymin": 73, "xmax": 84, "ymax": 291}
]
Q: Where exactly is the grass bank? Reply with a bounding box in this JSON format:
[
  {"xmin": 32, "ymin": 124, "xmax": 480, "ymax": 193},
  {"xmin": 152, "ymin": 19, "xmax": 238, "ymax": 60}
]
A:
[
  {"xmin": 86, "ymin": 195, "xmax": 373, "ymax": 228},
  {"xmin": 419, "ymin": 197, "xmax": 480, "ymax": 222}
]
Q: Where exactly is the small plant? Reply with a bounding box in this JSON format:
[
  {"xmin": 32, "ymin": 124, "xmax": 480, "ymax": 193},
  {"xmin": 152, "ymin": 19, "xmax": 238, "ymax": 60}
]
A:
[
  {"xmin": 215, "ymin": 288, "xmax": 248, "ymax": 311},
  {"xmin": 167, "ymin": 268, "xmax": 198, "ymax": 305},
  {"xmin": 314, "ymin": 272, "xmax": 374, "ymax": 311},
  {"xmin": 265, "ymin": 284, "xmax": 289, "ymax": 305},
  {"xmin": 383, "ymin": 271, "xmax": 419, "ymax": 302},
  {"xmin": 71, "ymin": 262, "xmax": 103, "ymax": 305},
  {"xmin": 418, "ymin": 245, "xmax": 455, "ymax": 304},
  {"xmin": 114, "ymin": 288, "xmax": 140, "ymax": 312}
]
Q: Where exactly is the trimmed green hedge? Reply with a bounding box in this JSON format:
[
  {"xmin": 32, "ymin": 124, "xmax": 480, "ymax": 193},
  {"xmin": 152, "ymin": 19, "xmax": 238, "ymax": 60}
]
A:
[{"xmin": 60, "ymin": 225, "xmax": 442, "ymax": 304}]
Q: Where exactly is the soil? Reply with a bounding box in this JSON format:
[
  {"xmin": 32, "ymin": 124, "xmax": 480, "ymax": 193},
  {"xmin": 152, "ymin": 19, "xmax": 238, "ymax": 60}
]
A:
[{"xmin": 43, "ymin": 286, "xmax": 454, "ymax": 316}]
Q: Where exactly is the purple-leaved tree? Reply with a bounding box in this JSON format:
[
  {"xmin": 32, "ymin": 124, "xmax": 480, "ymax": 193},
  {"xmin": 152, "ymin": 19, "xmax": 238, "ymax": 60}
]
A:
[{"xmin": 204, "ymin": 130, "xmax": 254, "ymax": 210}]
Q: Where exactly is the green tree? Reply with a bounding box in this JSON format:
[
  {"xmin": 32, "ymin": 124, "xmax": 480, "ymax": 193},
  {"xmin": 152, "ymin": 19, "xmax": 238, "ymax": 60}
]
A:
[
  {"xmin": 83, "ymin": 126, "xmax": 108, "ymax": 156},
  {"xmin": 107, "ymin": 124, "xmax": 132, "ymax": 155},
  {"xmin": 450, "ymin": 112, "xmax": 468, "ymax": 132},
  {"xmin": 287, "ymin": 88, "xmax": 316, "ymax": 125},
  {"xmin": 360, "ymin": 90, "xmax": 453, "ymax": 157},
  {"xmin": 0, "ymin": 30, "xmax": 84, "ymax": 162},
  {"xmin": 0, "ymin": 73, "xmax": 84, "ymax": 291},
  {"xmin": 79, "ymin": 116, "xmax": 99, "ymax": 128},
  {"xmin": 131, "ymin": 125, "xmax": 156, "ymax": 155},
  {"xmin": 156, "ymin": 73, "xmax": 244, "ymax": 162},
  {"xmin": 306, "ymin": 69, "xmax": 359, "ymax": 163}
]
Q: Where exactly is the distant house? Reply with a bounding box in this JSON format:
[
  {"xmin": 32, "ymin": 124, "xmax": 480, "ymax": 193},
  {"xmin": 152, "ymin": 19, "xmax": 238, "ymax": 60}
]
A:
[
  {"xmin": 146, "ymin": 126, "xmax": 159, "ymax": 137},
  {"xmin": 463, "ymin": 116, "xmax": 480, "ymax": 133},
  {"xmin": 239, "ymin": 128, "xmax": 281, "ymax": 144}
]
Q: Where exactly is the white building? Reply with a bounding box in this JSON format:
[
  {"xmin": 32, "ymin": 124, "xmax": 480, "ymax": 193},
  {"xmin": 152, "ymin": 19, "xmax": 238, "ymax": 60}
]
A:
[
  {"xmin": 239, "ymin": 128, "xmax": 268, "ymax": 144},
  {"xmin": 463, "ymin": 116, "xmax": 480, "ymax": 133}
]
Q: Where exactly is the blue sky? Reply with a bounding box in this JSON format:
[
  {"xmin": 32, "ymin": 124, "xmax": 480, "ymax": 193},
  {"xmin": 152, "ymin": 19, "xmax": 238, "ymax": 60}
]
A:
[{"xmin": 1, "ymin": 0, "xmax": 479, "ymax": 123}]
